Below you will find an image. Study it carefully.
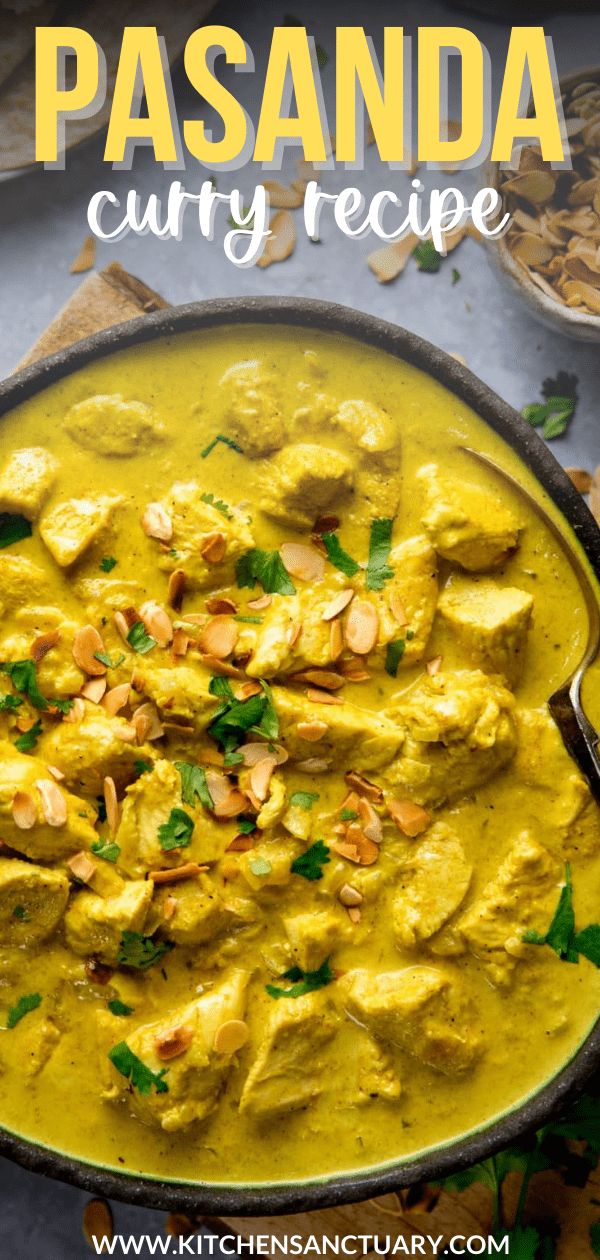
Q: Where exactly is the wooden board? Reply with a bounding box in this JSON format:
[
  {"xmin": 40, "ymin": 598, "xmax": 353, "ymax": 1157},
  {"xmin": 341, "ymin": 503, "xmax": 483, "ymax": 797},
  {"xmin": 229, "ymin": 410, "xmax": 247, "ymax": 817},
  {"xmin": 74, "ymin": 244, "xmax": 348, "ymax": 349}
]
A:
[{"xmin": 17, "ymin": 266, "xmax": 598, "ymax": 1258}]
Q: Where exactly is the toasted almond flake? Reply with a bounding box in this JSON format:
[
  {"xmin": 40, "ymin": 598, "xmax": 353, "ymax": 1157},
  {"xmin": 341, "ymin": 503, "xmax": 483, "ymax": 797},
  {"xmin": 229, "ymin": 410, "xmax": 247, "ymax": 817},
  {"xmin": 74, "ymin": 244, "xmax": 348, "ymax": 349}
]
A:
[
  {"xmin": 389, "ymin": 592, "xmax": 409, "ymax": 625},
  {"xmin": 70, "ymin": 234, "xmax": 96, "ymax": 274},
  {"xmin": 11, "ymin": 791, "xmax": 37, "ymax": 829},
  {"xmin": 227, "ymin": 834, "xmax": 255, "ymax": 852},
  {"xmin": 82, "ymin": 1200, "xmax": 113, "ymax": 1249},
  {"xmin": 133, "ymin": 703, "xmax": 163, "ymax": 742},
  {"xmin": 142, "ymin": 502, "xmax": 172, "ymax": 542},
  {"xmin": 426, "ymin": 656, "xmax": 443, "ymax": 676},
  {"xmin": 347, "ymin": 906, "xmax": 362, "ymax": 924},
  {"xmin": 262, "ymin": 179, "xmax": 304, "ymax": 209},
  {"xmin": 510, "ymin": 232, "xmax": 554, "ymax": 266},
  {"xmin": 200, "ymin": 654, "xmax": 246, "ymax": 679},
  {"xmin": 102, "ymin": 683, "xmax": 130, "ymax": 717},
  {"xmin": 140, "ymin": 600, "xmax": 173, "ymax": 648},
  {"xmin": 35, "ymin": 778, "xmax": 67, "ymax": 827},
  {"xmin": 566, "ymin": 466, "xmax": 593, "ymax": 493},
  {"xmin": 150, "ymin": 863, "xmax": 205, "ymax": 885},
  {"xmin": 296, "ymin": 757, "xmax": 331, "ymax": 772},
  {"xmin": 279, "ymin": 542, "xmax": 325, "ymax": 582},
  {"xmin": 345, "ymin": 600, "xmax": 379, "ymax": 655},
  {"xmin": 296, "ymin": 720, "xmax": 329, "ymax": 741},
  {"xmin": 132, "ymin": 712, "xmax": 152, "ymax": 744},
  {"xmin": 212, "ymin": 788, "xmax": 249, "ymax": 819},
  {"xmin": 257, "ymin": 209, "xmax": 296, "ymax": 268},
  {"xmin": 338, "ymin": 883, "xmax": 363, "ymax": 907},
  {"xmin": 345, "ymin": 770, "xmax": 383, "ymax": 801},
  {"xmin": 47, "ymin": 764, "xmax": 65, "ymax": 782},
  {"xmin": 103, "ymin": 776, "xmax": 120, "ymax": 835},
  {"xmin": 115, "ymin": 722, "xmax": 137, "ymax": 743},
  {"xmin": 172, "ymin": 628, "xmax": 190, "ymax": 657},
  {"xmin": 564, "ymin": 277, "xmax": 600, "ymax": 314},
  {"xmin": 114, "ymin": 611, "xmax": 130, "ymax": 642},
  {"xmin": 502, "ymin": 169, "xmax": 557, "ymax": 204},
  {"xmin": 68, "ymin": 850, "xmax": 97, "ymax": 884},
  {"xmin": 250, "ymin": 756, "xmax": 277, "ymax": 802},
  {"xmin": 155, "ymin": 1025, "xmax": 194, "ymax": 1061},
  {"xmin": 167, "ymin": 569, "xmax": 187, "ymax": 611},
  {"xmin": 178, "ymin": 613, "xmax": 208, "ymax": 626},
  {"xmin": 64, "ymin": 696, "xmax": 85, "ymax": 723},
  {"xmin": 247, "ymin": 594, "xmax": 272, "ymax": 610},
  {"xmin": 238, "ymin": 741, "xmax": 288, "ymax": 767},
  {"xmin": 387, "ymin": 797, "xmax": 431, "ymax": 837},
  {"xmin": 329, "ymin": 618, "xmax": 344, "ymax": 661},
  {"xmin": 331, "ymin": 828, "xmax": 379, "ymax": 866},
  {"xmin": 291, "ymin": 669, "xmax": 344, "ymax": 690},
  {"xmin": 72, "ymin": 625, "xmax": 107, "ymax": 676},
  {"xmin": 162, "ymin": 895, "xmax": 177, "ymax": 921},
  {"xmin": 357, "ymin": 797, "xmax": 382, "ymax": 843},
  {"xmin": 368, "ymin": 232, "xmax": 419, "ymax": 283},
  {"xmin": 206, "ymin": 595, "xmax": 237, "ymax": 615},
  {"xmin": 214, "ymin": 1019, "xmax": 249, "ymax": 1054},
  {"xmin": 322, "ymin": 589, "xmax": 354, "ymax": 621},
  {"xmin": 81, "ymin": 677, "xmax": 107, "ymax": 703},
  {"xmin": 306, "ymin": 687, "xmax": 344, "ymax": 705},
  {"xmin": 198, "ymin": 615, "xmax": 238, "ymax": 660},
  {"xmin": 234, "ymin": 681, "xmax": 263, "ymax": 701},
  {"xmin": 201, "ymin": 532, "xmax": 227, "ymax": 564},
  {"xmin": 286, "ymin": 622, "xmax": 302, "ymax": 647},
  {"xmin": 30, "ymin": 628, "xmax": 61, "ymax": 662}
]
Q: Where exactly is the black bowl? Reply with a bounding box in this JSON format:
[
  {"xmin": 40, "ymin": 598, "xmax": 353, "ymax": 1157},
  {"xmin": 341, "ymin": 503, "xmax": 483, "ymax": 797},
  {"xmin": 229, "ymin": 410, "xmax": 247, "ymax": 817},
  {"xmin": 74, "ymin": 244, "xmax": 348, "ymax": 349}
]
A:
[{"xmin": 1, "ymin": 296, "xmax": 599, "ymax": 1216}]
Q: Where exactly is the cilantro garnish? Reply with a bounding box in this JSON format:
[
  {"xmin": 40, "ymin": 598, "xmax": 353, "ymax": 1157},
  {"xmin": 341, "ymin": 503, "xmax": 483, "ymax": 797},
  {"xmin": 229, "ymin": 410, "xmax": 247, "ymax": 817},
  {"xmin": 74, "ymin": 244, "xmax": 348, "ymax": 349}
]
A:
[
  {"xmin": 134, "ymin": 758, "xmax": 153, "ymax": 778},
  {"xmin": 175, "ymin": 762, "xmax": 213, "ymax": 811},
  {"xmin": 1, "ymin": 659, "xmax": 48, "ymax": 709},
  {"xmin": 108, "ymin": 1041, "xmax": 168, "ymax": 1095},
  {"xmin": 340, "ymin": 808, "xmax": 358, "ymax": 821},
  {"xmin": 0, "ymin": 694, "xmax": 22, "ymax": 712},
  {"xmin": 413, "ymin": 240, "xmax": 442, "ymax": 272},
  {"xmin": 522, "ymin": 376, "xmax": 578, "ymax": 441},
  {"xmin": 208, "ymin": 682, "xmax": 278, "ymax": 754},
  {"xmin": 208, "ymin": 675, "xmax": 234, "ymax": 699},
  {"xmin": 366, "ymin": 518, "xmax": 394, "ymax": 591},
  {"xmin": 108, "ymin": 999, "xmax": 134, "ymax": 1017},
  {"xmin": 236, "ymin": 548, "xmax": 296, "ymax": 596},
  {"xmin": 127, "ymin": 621, "xmax": 157, "ymax": 655},
  {"xmin": 6, "ymin": 992, "xmax": 41, "ymax": 1029},
  {"xmin": 117, "ymin": 932, "xmax": 173, "ymax": 970},
  {"xmin": 524, "ymin": 864, "xmax": 600, "ymax": 966},
  {"xmin": 14, "ymin": 719, "xmax": 42, "ymax": 752},
  {"xmin": 158, "ymin": 808, "xmax": 194, "ymax": 852},
  {"xmin": 91, "ymin": 838, "xmax": 121, "ymax": 864},
  {"xmin": 385, "ymin": 639, "xmax": 405, "ymax": 677},
  {"xmin": 237, "ymin": 817, "xmax": 257, "ymax": 834},
  {"xmin": 0, "ymin": 514, "xmax": 32, "ymax": 550},
  {"xmin": 52, "ymin": 698, "xmax": 74, "ymax": 715},
  {"xmin": 100, "ymin": 556, "xmax": 118, "ymax": 573},
  {"xmin": 200, "ymin": 434, "xmax": 243, "ymax": 459},
  {"xmin": 321, "ymin": 532, "xmax": 360, "ymax": 578},
  {"xmin": 289, "ymin": 791, "xmax": 320, "ymax": 810},
  {"xmin": 200, "ymin": 492, "xmax": 233, "ymax": 519},
  {"xmin": 94, "ymin": 650, "xmax": 125, "ymax": 670},
  {"xmin": 235, "ymin": 615, "xmax": 263, "ymax": 624},
  {"xmin": 291, "ymin": 839, "xmax": 330, "ymax": 882},
  {"xmin": 266, "ymin": 958, "xmax": 334, "ymax": 999}
]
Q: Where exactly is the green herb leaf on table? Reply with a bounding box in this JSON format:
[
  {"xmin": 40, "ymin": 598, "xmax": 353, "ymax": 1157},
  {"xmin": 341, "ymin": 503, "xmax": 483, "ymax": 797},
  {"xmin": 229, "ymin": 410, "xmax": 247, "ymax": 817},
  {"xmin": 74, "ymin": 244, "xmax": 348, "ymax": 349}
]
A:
[
  {"xmin": 6, "ymin": 992, "xmax": 41, "ymax": 1028},
  {"xmin": 94, "ymin": 650, "xmax": 125, "ymax": 670},
  {"xmin": 452, "ymin": 267, "xmax": 461, "ymax": 285},
  {"xmin": 289, "ymin": 791, "xmax": 320, "ymax": 810},
  {"xmin": 385, "ymin": 639, "xmax": 405, "ymax": 677},
  {"xmin": 0, "ymin": 513, "xmax": 32, "ymax": 549},
  {"xmin": 107, "ymin": 999, "xmax": 134, "ymax": 1017},
  {"xmin": 200, "ymin": 434, "xmax": 243, "ymax": 459},
  {"xmin": 522, "ymin": 373, "xmax": 578, "ymax": 441},
  {"xmin": 158, "ymin": 808, "xmax": 195, "ymax": 852},
  {"xmin": 200, "ymin": 492, "xmax": 233, "ymax": 519},
  {"xmin": 117, "ymin": 932, "xmax": 173, "ymax": 970},
  {"xmin": 266, "ymin": 958, "xmax": 334, "ymax": 1000},
  {"xmin": 1, "ymin": 659, "xmax": 48, "ymax": 709},
  {"xmin": 108, "ymin": 1041, "xmax": 168, "ymax": 1095},
  {"xmin": 91, "ymin": 838, "xmax": 121, "ymax": 864},
  {"xmin": 0, "ymin": 693, "xmax": 22, "ymax": 711},
  {"xmin": 100, "ymin": 556, "xmax": 118, "ymax": 573},
  {"xmin": 321, "ymin": 532, "xmax": 360, "ymax": 578},
  {"xmin": 236, "ymin": 548, "xmax": 296, "ymax": 596},
  {"xmin": 127, "ymin": 621, "xmax": 157, "ymax": 655},
  {"xmin": 366, "ymin": 518, "xmax": 394, "ymax": 591},
  {"xmin": 175, "ymin": 761, "xmax": 213, "ymax": 811},
  {"xmin": 14, "ymin": 718, "xmax": 42, "ymax": 752},
  {"xmin": 413, "ymin": 240, "xmax": 442, "ymax": 272},
  {"xmin": 291, "ymin": 840, "xmax": 330, "ymax": 882}
]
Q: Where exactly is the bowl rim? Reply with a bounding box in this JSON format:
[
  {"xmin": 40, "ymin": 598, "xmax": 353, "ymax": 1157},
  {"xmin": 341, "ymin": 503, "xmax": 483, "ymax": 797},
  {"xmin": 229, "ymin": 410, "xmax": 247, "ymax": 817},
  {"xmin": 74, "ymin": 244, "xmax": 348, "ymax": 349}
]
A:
[{"xmin": 1, "ymin": 293, "xmax": 600, "ymax": 1217}]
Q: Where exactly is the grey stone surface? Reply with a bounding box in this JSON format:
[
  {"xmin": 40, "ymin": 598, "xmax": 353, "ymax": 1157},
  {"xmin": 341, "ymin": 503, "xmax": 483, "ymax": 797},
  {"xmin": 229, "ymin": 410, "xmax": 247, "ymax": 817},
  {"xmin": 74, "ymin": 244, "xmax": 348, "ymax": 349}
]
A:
[{"xmin": 0, "ymin": 0, "xmax": 599, "ymax": 1255}]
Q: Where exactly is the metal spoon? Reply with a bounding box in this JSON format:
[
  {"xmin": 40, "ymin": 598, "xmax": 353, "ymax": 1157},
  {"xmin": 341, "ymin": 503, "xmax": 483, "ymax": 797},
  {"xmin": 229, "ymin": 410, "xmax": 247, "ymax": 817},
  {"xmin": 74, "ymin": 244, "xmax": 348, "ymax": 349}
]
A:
[{"xmin": 461, "ymin": 446, "xmax": 600, "ymax": 803}]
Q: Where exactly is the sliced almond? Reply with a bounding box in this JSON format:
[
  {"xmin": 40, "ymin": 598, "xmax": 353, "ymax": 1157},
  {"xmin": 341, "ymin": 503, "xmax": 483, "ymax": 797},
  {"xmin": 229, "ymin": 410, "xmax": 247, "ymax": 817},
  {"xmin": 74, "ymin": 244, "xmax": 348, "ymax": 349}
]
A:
[
  {"xmin": 296, "ymin": 757, "xmax": 331, "ymax": 772},
  {"xmin": 238, "ymin": 742, "xmax": 288, "ymax": 767},
  {"xmin": 227, "ymin": 834, "xmax": 255, "ymax": 852},
  {"xmin": 81, "ymin": 677, "xmax": 107, "ymax": 704},
  {"xmin": 214, "ymin": 1018, "xmax": 249, "ymax": 1054},
  {"xmin": 279, "ymin": 542, "xmax": 325, "ymax": 582},
  {"xmin": 142, "ymin": 502, "xmax": 172, "ymax": 543},
  {"xmin": 82, "ymin": 1200, "xmax": 113, "ymax": 1249},
  {"xmin": 357, "ymin": 797, "xmax": 382, "ymax": 843},
  {"xmin": 286, "ymin": 622, "xmax": 302, "ymax": 647},
  {"xmin": 103, "ymin": 776, "xmax": 120, "ymax": 835},
  {"xmin": 70, "ymin": 234, "xmax": 96, "ymax": 275},
  {"xmin": 247, "ymin": 594, "xmax": 272, "ymax": 611},
  {"xmin": 331, "ymin": 827, "xmax": 379, "ymax": 866},
  {"xmin": 262, "ymin": 179, "xmax": 304, "ymax": 209},
  {"xmin": 198, "ymin": 615, "xmax": 238, "ymax": 659},
  {"xmin": 201, "ymin": 532, "xmax": 227, "ymax": 564},
  {"xmin": 345, "ymin": 600, "xmax": 379, "ymax": 655},
  {"xmin": 502, "ymin": 169, "xmax": 556, "ymax": 204},
  {"xmin": 72, "ymin": 625, "xmax": 107, "ymax": 676},
  {"xmin": 290, "ymin": 669, "xmax": 344, "ymax": 690},
  {"xmin": 200, "ymin": 654, "xmax": 246, "ymax": 679},
  {"xmin": 347, "ymin": 906, "xmax": 362, "ymax": 924},
  {"xmin": 63, "ymin": 696, "xmax": 85, "ymax": 723},
  {"xmin": 102, "ymin": 683, "xmax": 130, "ymax": 717},
  {"xmin": 368, "ymin": 232, "xmax": 419, "ymax": 283},
  {"xmin": 388, "ymin": 797, "xmax": 431, "ymax": 837},
  {"xmin": 11, "ymin": 791, "xmax": 37, "ymax": 829},
  {"xmin": 150, "ymin": 863, "xmax": 205, "ymax": 885},
  {"xmin": 426, "ymin": 656, "xmax": 443, "ymax": 676},
  {"xmin": 212, "ymin": 788, "xmax": 249, "ymax": 819},
  {"xmin": 47, "ymin": 765, "xmax": 65, "ymax": 782},
  {"xmin": 329, "ymin": 619, "xmax": 343, "ymax": 660},
  {"xmin": 155, "ymin": 1025, "xmax": 193, "ymax": 1061},
  {"xmin": 345, "ymin": 770, "xmax": 383, "ymax": 801},
  {"xmin": 257, "ymin": 209, "xmax": 296, "ymax": 268},
  {"xmin": 30, "ymin": 628, "xmax": 61, "ymax": 662},
  {"xmin": 322, "ymin": 589, "xmax": 354, "ymax": 621},
  {"xmin": 114, "ymin": 722, "xmax": 137, "ymax": 743},
  {"xmin": 250, "ymin": 756, "xmax": 277, "ymax": 802},
  {"xmin": 206, "ymin": 595, "xmax": 237, "ymax": 615},
  {"xmin": 172, "ymin": 628, "xmax": 190, "ymax": 657},
  {"xmin": 306, "ymin": 687, "xmax": 344, "ymax": 705},
  {"xmin": 338, "ymin": 883, "xmax": 363, "ymax": 907},
  {"xmin": 296, "ymin": 720, "xmax": 329, "ymax": 741},
  {"xmin": 510, "ymin": 232, "xmax": 554, "ymax": 266},
  {"xmin": 68, "ymin": 850, "xmax": 97, "ymax": 884},
  {"xmin": 167, "ymin": 569, "xmax": 187, "ymax": 611},
  {"xmin": 139, "ymin": 600, "xmax": 173, "ymax": 648},
  {"xmin": 389, "ymin": 592, "xmax": 409, "ymax": 625},
  {"xmin": 234, "ymin": 681, "xmax": 264, "ymax": 702},
  {"xmin": 35, "ymin": 778, "xmax": 68, "ymax": 827},
  {"xmin": 566, "ymin": 466, "xmax": 593, "ymax": 493}
]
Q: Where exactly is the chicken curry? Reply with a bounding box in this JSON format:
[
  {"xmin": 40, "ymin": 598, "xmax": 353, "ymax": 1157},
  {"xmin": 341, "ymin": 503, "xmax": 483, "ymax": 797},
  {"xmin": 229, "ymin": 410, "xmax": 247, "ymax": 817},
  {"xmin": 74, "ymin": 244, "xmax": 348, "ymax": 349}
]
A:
[{"xmin": 0, "ymin": 324, "xmax": 599, "ymax": 1189}]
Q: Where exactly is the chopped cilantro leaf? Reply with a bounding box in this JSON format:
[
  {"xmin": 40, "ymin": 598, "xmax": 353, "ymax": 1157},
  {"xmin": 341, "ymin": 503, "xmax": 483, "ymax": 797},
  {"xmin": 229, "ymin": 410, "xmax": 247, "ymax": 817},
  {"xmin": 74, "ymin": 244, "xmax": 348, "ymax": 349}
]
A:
[
  {"xmin": 385, "ymin": 639, "xmax": 405, "ymax": 677},
  {"xmin": 127, "ymin": 621, "xmax": 157, "ymax": 655},
  {"xmin": 266, "ymin": 958, "xmax": 334, "ymax": 999},
  {"xmin": 175, "ymin": 762, "xmax": 213, "ymax": 811},
  {"xmin": 236, "ymin": 548, "xmax": 295, "ymax": 596},
  {"xmin": 200, "ymin": 492, "xmax": 233, "ymax": 519},
  {"xmin": 6, "ymin": 992, "xmax": 41, "ymax": 1028},
  {"xmin": 117, "ymin": 932, "xmax": 173, "ymax": 970},
  {"xmin": 209, "ymin": 675, "xmax": 234, "ymax": 699},
  {"xmin": 209, "ymin": 683, "xmax": 278, "ymax": 754},
  {"xmin": 108, "ymin": 1041, "xmax": 168, "ymax": 1094},
  {"xmin": 134, "ymin": 759, "xmax": 153, "ymax": 778},
  {"xmin": 291, "ymin": 839, "xmax": 330, "ymax": 882},
  {"xmin": 52, "ymin": 698, "xmax": 74, "ymax": 715},
  {"xmin": 223, "ymin": 749, "xmax": 244, "ymax": 767},
  {"xmin": 238, "ymin": 817, "xmax": 257, "ymax": 834},
  {"xmin": 14, "ymin": 718, "xmax": 42, "ymax": 752},
  {"xmin": 413, "ymin": 240, "xmax": 442, "ymax": 272},
  {"xmin": 1, "ymin": 659, "xmax": 48, "ymax": 709},
  {"xmin": 0, "ymin": 513, "xmax": 32, "ymax": 550},
  {"xmin": 100, "ymin": 556, "xmax": 118, "ymax": 573},
  {"xmin": 0, "ymin": 693, "xmax": 22, "ymax": 712},
  {"xmin": 235, "ymin": 615, "xmax": 263, "ymax": 624},
  {"xmin": 289, "ymin": 791, "xmax": 320, "ymax": 810},
  {"xmin": 201, "ymin": 434, "xmax": 243, "ymax": 459},
  {"xmin": 366, "ymin": 518, "xmax": 394, "ymax": 591},
  {"xmin": 523, "ymin": 864, "xmax": 588, "ymax": 964},
  {"xmin": 94, "ymin": 650, "xmax": 125, "ymax": 670},
  {"xmin": 573, "ymin": 924, "xmax": 600, "ymax": 967},
  {"xmin": 108, "ymin": 999, "xmax": 134, "ymax": 1017},
  {"xmin": 321, "ymin": 532, "xmax": 360, "ymax": 578},
  {"xmin": 11, "ymin": 905, "xmax": 28, "ymax": 922},
  {"xmin": 158, "ymin": 807, "xmax": 194, "ymax": 852},
  {"xmin": 91, "ymin": 838, "xmax": 121, "ymax": 864},
  {"xmin": 340, "ymin": 808, "xmax": 358, "ymax": 821}
]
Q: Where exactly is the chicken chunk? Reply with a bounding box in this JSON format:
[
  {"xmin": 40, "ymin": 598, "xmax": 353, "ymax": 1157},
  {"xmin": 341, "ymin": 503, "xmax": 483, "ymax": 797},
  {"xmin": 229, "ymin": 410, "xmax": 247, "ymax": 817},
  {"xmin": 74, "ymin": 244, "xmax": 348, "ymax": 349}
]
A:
[
  {"xmin": 0, "ymin": 555, "xmax": 51, "ymax": 614},
  {"xmin": 154, "ymin": 482, "xmax": 254, "ymax": 590},
  {"xmin": 40, "ymin": 495, "xmax": 122, "ymax": 568},
  {"xmin": 385, "ymin": 669, "xmax": 517, "ymax": 806},
  {"xmin": 458, "ymin": 832, "xmax": 561, "ymax": 986},
  {"xmin": 74, "ymin": 576, "xmax": 147, "ymax": 623},
  {"xmin": 283, "ymin": 907, "xmax": 348, "ymax": 971},
  {"xmin": 0, "ymin": 446, "xmax": 59, "ymax": 519},
  {"xmin": 418, "ymin": 463, "xmax": 520, "ymax": 571},
  {"xmin": 512, "ymin": 708, "xmax": 600, "ymax": 858},
  {"xmin": 106, "ymin": 970, "xmax": 249, "ymax": 1131},
  {"xmin": 439, "ymin": 578, "xmax": 533, "ymax": 685},
  {"xmin": 0, "ymin": 857, "xmax": 69, "ymax": 947},
  {"xmin": 37, "ymin": 704, "xmax": 154, "ymax": 794},
  {"xmin": 333, "ymin": 399, "xmax": 397, "ymax": 458},
  {"xmin": 273, "ymin": 685, "xmax": 401, "ymax": 771},
  {"xmin": 0, "ymin": 616, "xmax": 85, "ymax": 699},
  {"xmin": 116, "ymin": 759, "xmax": 231, "ymax": 878},
  {"xmin": 65, "ymin": 879, "xmax": 153, "ymax": 964},
  {"xmin": 341, "ymin": 966, "xmax": 480, "ymax": 1075},
  {"xmin": 0, "ymin": 741, "xmax": 97, "ymax": 861},
  {"xmin": 239, "ymin": 990, "xmax": 338, "ymax": 1118},
  {"xmin": 367, "ymin": 536, "xmax": 438, "ymax": 666},
  {"xmin": 239, "ymin": 835, "xmax": 303, "ymax": 892},
  {"xmin": 392, "ymin": 824, "xmax": 473, "ymax": 950},
  {"xmin": 154, "ymin": 874, "xmax": 233, "ymax": 946},
  {"xmin": 64, "ymin": 394, "xmax": 164, "ymax": 457},
  {"xmin": 131, "ymin": 660, "xmax": 215, "ymax": 731},
  {"xmin": 242, "ymin": 578, "xmax": 348, "ymax": 678},
  {"xmin": 353, "ymin": 1029, "xmax": 402, "ymax": 1104},
  {"xmin": 261, "ymin": 444, "xmax": 355, "ymax": 531},
  {"xmin": 220, "ymin": 359, "xmax": 284, "ymax": 457}
]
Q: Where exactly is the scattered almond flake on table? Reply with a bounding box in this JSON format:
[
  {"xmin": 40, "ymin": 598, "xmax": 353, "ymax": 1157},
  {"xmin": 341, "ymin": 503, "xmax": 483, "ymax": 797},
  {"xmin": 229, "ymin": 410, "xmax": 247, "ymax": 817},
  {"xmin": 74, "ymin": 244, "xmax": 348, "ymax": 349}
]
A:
[
  {"xmin": 257, "ymin": 210, "xmax": 297, "ymax": 269},
  {"xmin": 69, "ymin": 234, "xmax": 96, "ymax": 274},
  {"xmin": 261, "ymin": 180, "xmax": 304, "ymax": 209},
  {"xmin": 367, "ymin": 233, "xmax": 420, "ymax": 282},
  {"xmin": 565, "ymin": 467, "xmax": 593, "ymax": 493},
  {"xmin": 590, "ymin": 465, "xmax": 600, "ymax": 527}
]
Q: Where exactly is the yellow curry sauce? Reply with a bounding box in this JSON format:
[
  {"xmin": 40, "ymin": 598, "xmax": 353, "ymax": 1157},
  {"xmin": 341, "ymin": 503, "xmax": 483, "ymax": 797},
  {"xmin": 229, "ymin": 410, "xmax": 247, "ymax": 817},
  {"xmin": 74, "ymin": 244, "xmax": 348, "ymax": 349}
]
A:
[{"xmin": 0, "ymin": 325, "xmax": 598, "ymax": 1187}]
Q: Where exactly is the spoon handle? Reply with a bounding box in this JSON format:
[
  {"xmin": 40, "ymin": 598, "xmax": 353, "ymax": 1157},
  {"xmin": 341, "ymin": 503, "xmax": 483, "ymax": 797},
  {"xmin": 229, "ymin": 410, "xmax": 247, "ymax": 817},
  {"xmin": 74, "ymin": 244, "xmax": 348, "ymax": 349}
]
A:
[{"xmin": 548, "ymin": 682, "xmax": 600, "ymax": 804}]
